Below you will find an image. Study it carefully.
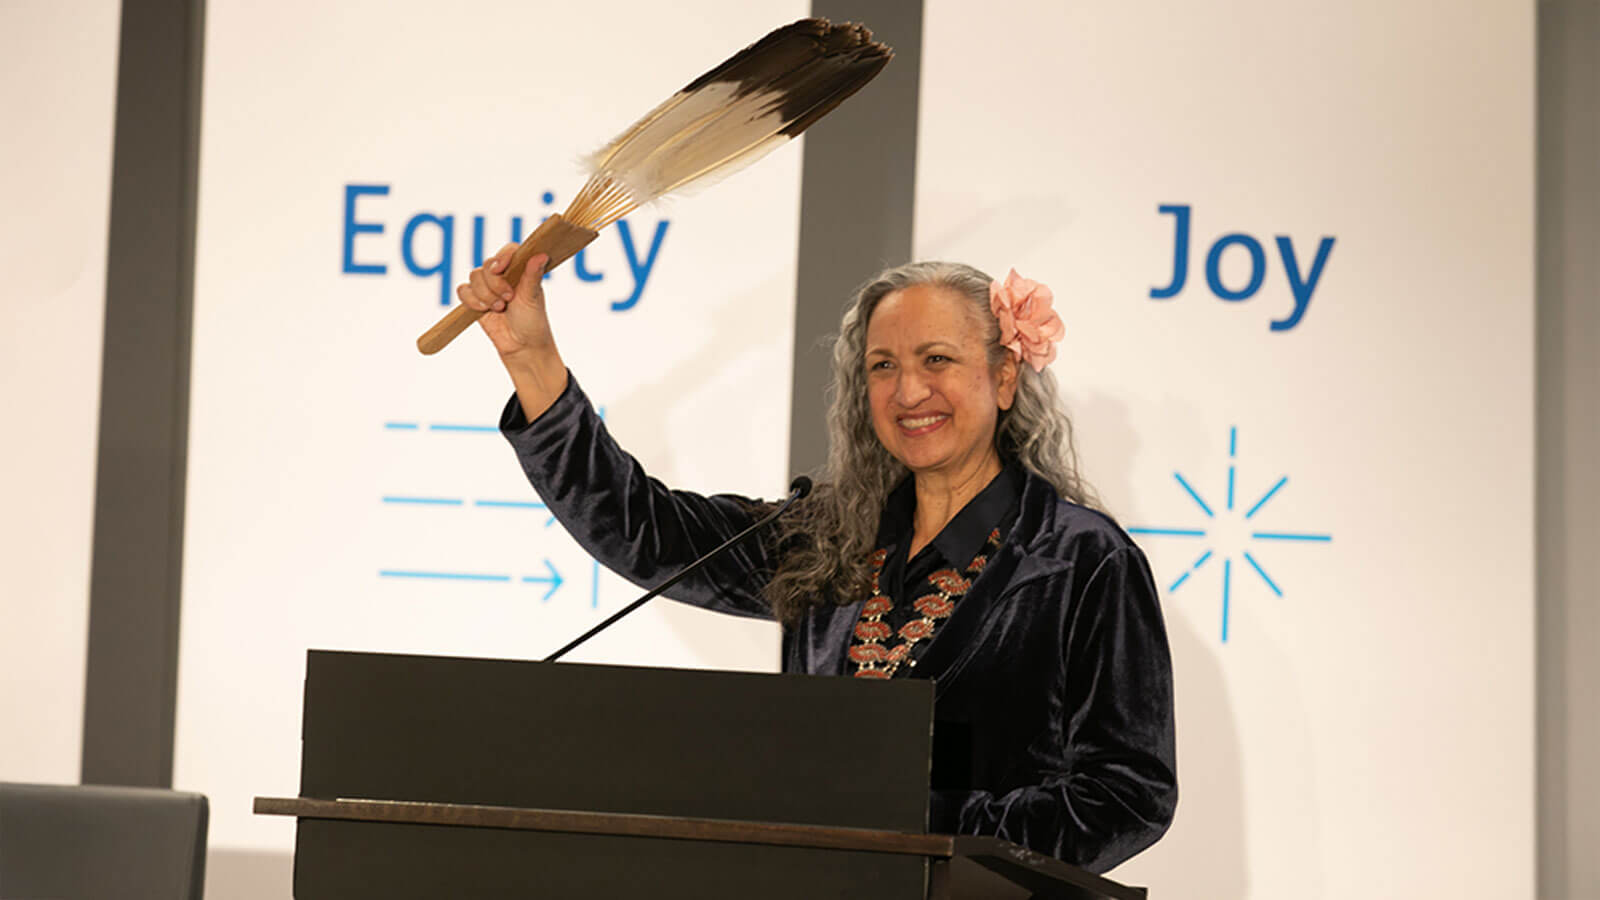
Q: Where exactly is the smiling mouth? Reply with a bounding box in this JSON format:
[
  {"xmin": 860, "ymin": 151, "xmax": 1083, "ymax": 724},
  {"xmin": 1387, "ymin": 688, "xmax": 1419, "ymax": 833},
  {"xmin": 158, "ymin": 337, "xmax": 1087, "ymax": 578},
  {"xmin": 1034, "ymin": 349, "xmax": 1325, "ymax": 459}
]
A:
[{"xmin": 897, "ymin": 413, "xmax": 949, "ymax": 435}]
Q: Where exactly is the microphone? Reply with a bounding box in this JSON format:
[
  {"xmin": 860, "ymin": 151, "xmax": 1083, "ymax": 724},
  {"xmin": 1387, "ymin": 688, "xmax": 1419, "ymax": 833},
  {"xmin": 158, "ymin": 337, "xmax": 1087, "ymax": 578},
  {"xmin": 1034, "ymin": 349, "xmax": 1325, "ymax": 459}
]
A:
[{"xmin": 543, "ymin": 476, "xmax": 813, "ymax": 662}]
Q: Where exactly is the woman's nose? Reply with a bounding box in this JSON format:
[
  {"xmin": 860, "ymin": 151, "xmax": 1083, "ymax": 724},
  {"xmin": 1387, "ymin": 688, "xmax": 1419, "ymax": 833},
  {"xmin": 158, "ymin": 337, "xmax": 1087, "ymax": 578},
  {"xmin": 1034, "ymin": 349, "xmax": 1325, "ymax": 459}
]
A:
[{"xmin": 894, "ymin": 371, "xmax": 932, "ymax": 406}]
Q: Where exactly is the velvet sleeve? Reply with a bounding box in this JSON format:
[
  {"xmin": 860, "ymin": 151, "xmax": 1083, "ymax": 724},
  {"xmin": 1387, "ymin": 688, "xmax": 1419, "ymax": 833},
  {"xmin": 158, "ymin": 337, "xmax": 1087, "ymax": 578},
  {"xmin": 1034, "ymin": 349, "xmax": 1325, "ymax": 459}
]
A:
[
  {"xmin": 932, "ymin": 545, "xmax": 1178, "ymax": 873},
  {"xmin": 498, "ymin": 374, "xmax": 777, "ymax": 620}
]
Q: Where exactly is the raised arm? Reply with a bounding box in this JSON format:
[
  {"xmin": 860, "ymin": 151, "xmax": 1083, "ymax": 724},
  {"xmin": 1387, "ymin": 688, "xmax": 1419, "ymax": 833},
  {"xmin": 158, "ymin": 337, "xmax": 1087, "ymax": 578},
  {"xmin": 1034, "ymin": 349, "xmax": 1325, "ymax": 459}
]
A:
[
  {"xmin": 455, "ymin": 245, "xmax": 570, "ymax": 423},
  {"xmin": 499, "ymin": 376, "xmax": 776, "ymax": 618},
  {"xmin": 458, "ymin": 244, "xmax": 777, "ymax": 619}
]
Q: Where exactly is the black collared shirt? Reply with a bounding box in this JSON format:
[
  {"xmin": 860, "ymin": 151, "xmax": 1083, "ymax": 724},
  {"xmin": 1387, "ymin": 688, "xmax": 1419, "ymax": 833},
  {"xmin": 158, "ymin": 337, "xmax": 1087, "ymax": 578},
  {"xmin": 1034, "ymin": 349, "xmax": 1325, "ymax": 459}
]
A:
[{"xmin": 862, "ymin": 463, "xmax": 1026, "ymax": 675}]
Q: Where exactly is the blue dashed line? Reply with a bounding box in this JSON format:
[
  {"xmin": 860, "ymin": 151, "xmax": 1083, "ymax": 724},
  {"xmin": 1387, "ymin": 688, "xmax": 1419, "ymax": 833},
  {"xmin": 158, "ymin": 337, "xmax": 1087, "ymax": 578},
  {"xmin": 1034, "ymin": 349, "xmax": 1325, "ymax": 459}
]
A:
[
  {"xmin": 1174, "ymin": 472, "xmax": 1215, "ymax": 517},
  {"xmin": 474, "ymin": 500, "xmax": 547, "ymax": 509},
  {"xmin": 380, "ymin": 570, "xmax": 510, "ymax": 582},
  {"xmin": 1245, "ymin": 477, "xmax": 1287, "ymax": 519},
  {"xmin": 1221, "ymin": 559, "xmax": 1233, "ymax": 642},
  {"xmin": 1167, "ymin": 549, "xmax": 1215, "ymax": 593},
  {"xmin": 1129, "ymin": 527, "xmax": 1208, "ymax": 538},
  {"xmin": 1243, "ymin": 551, "xmax": 1282, "ymax": 596}
]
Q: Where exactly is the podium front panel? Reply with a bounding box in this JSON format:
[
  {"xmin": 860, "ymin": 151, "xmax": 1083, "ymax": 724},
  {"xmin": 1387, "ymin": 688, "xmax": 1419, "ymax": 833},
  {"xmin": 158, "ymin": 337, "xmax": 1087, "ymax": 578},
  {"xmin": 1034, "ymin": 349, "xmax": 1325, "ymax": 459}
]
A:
[
  {"xmin": 300, "ymin": 650, "xmax": 935, "ymax": 830},
  {"xmin": 294, "ymin": 818, "xmax": 928, "ymax": 899}
]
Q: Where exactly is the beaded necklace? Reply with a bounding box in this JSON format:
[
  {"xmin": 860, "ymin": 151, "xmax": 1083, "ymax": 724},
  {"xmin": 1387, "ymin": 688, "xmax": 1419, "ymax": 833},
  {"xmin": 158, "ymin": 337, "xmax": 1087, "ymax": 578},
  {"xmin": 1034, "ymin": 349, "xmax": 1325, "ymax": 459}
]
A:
[{"xmin": 849, "ymin": 528, "xmax": 1001, "ymax": 679}]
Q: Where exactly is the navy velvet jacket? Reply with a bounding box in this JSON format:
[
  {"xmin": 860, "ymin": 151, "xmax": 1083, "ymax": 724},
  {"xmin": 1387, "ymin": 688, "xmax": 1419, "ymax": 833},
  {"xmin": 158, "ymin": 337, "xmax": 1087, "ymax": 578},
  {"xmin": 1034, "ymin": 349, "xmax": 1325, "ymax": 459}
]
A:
[{"xmin": 501, "ymin": 375, "xmax": 1177, "ymax": 873}]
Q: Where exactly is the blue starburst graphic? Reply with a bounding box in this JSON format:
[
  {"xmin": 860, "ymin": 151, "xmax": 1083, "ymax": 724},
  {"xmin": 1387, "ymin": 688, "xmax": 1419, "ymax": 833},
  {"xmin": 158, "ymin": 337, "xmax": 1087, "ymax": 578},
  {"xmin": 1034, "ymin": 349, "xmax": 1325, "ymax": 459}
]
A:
[{"xmin": 1129, "ymin": 427, "xmax": 1331, "ymax": 643}]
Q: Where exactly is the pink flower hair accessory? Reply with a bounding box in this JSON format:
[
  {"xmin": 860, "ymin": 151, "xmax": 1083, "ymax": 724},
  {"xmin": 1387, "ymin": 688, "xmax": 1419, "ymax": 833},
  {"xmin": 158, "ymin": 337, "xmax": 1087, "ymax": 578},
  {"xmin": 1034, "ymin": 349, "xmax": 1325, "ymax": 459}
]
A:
[{"xmin": 989, "ymin": 268, "xmax": 1064, "ymax": 372}]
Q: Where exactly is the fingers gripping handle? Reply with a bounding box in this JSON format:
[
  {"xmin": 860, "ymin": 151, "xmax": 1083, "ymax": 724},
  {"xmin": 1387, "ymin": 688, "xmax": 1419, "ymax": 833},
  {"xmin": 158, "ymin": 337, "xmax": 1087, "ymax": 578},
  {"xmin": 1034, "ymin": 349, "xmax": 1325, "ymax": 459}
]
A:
[{"xmin": 415, "ymin": 214, "xmax": 601, "ymax": 355}]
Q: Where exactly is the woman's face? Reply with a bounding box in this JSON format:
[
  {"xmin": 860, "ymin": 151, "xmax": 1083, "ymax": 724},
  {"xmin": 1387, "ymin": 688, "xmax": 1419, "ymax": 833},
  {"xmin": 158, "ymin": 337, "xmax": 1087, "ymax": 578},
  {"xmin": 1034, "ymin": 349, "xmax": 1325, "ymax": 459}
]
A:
[{"xmin": 864, "ymin": 284, "xmax": 1018, "ymax": 481}]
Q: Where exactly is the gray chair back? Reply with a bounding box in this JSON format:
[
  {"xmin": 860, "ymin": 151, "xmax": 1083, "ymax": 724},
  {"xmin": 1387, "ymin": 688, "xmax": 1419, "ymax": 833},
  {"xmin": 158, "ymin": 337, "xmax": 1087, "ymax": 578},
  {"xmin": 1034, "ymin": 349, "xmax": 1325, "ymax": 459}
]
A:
[{"xmin": 0, "ymin": 782, "xmax": 207, "ymax": 900}]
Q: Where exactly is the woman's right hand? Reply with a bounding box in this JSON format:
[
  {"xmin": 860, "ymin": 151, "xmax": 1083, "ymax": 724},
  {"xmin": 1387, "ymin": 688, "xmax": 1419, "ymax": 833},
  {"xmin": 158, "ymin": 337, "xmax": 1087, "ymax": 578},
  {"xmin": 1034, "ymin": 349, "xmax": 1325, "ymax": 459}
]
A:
[
  {"xmin": 456, "ymin": 243, "xmax": 555, "ymax": 362},
  {"xmin": 458, "ymin": 243, "xmax": 570, "ymax": 420}
]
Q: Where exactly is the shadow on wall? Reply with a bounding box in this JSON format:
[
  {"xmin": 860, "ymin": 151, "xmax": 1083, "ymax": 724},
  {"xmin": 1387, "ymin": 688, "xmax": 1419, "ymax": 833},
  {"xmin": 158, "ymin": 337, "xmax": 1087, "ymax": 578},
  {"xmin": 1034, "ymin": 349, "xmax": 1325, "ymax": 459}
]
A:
[
  {"xmin": 602, "ymin": 267, "xmax": 798, "ymax": 668},
  {"xmin": 1110, "ymin": 610, "xmax": 1250, "ymax": 897},
  {"xmin": 205, "ymin": 847, "xmax": 293, "ymax": 900},
  {"xmin": 915, "ymin": 192, "xmax": 1081, "ymax": 267},
  {"xmin": 1071, "ymin": 389, "xmax": 1251, "ymax": 899},
  {"xmin": 604, "ymin": 265, "xmax": 799, "ymax": 490}
]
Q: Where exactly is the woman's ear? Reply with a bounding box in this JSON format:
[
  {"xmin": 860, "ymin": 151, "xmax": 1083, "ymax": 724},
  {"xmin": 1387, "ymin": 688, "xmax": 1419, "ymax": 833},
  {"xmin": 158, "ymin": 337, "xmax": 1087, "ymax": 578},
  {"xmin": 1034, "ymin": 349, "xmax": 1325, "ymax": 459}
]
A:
[{"xmin": 996, "ymin": 352, "xmax": 1020, "ymax": 411}]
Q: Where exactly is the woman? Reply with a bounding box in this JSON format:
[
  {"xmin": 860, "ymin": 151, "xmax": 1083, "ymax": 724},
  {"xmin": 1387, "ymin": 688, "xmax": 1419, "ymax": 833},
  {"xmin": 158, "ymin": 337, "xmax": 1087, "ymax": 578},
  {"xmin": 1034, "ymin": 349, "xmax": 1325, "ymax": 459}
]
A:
[{"xmin": 458, "ymin": 249, "xmax": 1177, "ymax": 873}]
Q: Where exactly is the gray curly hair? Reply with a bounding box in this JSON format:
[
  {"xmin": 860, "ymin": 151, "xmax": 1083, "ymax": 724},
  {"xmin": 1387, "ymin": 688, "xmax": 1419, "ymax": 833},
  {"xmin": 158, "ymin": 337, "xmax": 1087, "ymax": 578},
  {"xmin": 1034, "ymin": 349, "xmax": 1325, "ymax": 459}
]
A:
[{"xmin": 763, "ymin": 261, "xmax": 1098, "ymax": 624}]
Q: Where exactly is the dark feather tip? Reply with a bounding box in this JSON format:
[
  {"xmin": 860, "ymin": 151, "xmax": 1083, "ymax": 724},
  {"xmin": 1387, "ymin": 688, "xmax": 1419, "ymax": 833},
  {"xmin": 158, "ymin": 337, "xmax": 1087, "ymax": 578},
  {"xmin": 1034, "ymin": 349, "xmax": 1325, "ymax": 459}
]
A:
[{"xmin": 680, "ymin": 17, "xmax": 894, "ymax": 104}]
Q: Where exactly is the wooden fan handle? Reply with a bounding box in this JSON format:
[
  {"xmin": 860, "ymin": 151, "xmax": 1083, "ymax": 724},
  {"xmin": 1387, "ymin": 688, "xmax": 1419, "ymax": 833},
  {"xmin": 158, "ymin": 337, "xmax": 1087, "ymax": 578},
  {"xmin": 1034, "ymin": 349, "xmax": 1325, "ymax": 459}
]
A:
[{"xmin": 416, "ymin": 213, "xmax": 601, "ymax": 355}]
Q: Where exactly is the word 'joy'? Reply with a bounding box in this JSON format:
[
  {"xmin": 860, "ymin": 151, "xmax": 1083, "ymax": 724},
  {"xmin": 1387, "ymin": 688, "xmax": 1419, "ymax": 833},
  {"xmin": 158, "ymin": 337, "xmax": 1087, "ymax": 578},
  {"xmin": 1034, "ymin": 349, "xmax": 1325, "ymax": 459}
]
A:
[
  {"xmin": 1150, "ymin": 204, "xmax": 1335, "ymax": 332},
  {"xmin": 341, "ymin": 184, "xmax": 669, "ymax": 311}
]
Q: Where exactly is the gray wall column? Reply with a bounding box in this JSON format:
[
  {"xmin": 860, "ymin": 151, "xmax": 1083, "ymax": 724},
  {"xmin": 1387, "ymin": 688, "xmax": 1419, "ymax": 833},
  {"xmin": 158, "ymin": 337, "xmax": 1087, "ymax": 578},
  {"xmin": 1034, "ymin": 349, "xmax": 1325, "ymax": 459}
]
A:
[
  {"xmin": 788, "ymin": 0, "xmax": 924, "ymax": 477},
  {"xmin": 1537, "ymin": 0, "xmax": 1599, "ymax": 896},
  {"xmin": 81, "ymin": 0, "xmax": 206, "ymax": 787}
]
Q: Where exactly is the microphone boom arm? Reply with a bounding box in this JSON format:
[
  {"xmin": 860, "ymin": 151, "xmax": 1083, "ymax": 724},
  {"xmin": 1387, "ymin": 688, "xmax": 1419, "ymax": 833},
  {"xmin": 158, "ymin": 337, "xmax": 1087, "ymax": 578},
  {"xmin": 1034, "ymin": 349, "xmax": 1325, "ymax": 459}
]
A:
[{"xmin": 543, "ymin": 478, "xmax": 811, "ymax": 662}]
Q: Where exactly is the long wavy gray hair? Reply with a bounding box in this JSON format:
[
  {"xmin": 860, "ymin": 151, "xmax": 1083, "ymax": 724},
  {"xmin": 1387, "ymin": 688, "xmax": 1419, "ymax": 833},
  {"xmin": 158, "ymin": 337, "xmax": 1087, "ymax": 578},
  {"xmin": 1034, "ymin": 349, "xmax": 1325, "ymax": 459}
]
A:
[{"xmin": 763, "ymin": 261, "xmax": 1098, "ymax": 624}]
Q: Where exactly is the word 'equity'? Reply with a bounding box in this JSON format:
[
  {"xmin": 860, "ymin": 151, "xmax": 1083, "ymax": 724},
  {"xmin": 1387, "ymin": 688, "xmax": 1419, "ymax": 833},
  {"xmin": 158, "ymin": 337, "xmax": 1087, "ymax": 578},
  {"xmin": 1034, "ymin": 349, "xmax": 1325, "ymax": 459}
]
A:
[{"xmin": 341, "ymin": 184, "xmax": 669, "ymax": 312}]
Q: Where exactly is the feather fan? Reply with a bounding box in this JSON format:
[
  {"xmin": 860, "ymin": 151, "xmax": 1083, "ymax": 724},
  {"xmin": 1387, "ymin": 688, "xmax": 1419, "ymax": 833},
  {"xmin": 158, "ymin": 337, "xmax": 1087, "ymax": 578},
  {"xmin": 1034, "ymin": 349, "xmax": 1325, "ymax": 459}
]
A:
[{"xmin": 418, "ymin": 18, "xmax": 892, "ymax": 355}]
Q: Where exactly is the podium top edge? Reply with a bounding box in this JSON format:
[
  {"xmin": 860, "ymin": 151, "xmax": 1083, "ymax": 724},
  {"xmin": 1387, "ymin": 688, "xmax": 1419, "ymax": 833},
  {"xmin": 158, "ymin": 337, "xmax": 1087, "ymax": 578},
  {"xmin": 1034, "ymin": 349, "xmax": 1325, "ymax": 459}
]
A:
[
  {"xmin": 255, "ymin": 797, "xmax": 1148, "ymax": 899},
  {"xmin": 301, "ymin": 649, "xmax": 933, "ymax": 693},
  {"xmin": 254, "ymin": 796, "xmax": 953, "ymax": 858}
]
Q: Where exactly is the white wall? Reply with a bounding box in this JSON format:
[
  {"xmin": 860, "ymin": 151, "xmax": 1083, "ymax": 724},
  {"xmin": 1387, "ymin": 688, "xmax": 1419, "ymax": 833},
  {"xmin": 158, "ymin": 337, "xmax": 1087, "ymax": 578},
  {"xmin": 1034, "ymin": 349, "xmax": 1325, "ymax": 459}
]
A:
[
  {"xmin": 915, "ymin": 1, "xmax": 1535, "ymax": 896},
  {"xmin": 0, "ymin": 0, "xmax": 121, "ymax": 784}
]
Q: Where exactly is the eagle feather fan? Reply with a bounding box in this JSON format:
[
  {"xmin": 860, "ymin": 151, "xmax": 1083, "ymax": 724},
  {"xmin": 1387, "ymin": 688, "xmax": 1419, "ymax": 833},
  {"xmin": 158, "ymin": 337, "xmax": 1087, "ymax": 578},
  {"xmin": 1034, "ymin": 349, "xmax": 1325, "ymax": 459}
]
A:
[{"xmin": 418, "ymin": 18, "xmax": 891, "ymax": 355}]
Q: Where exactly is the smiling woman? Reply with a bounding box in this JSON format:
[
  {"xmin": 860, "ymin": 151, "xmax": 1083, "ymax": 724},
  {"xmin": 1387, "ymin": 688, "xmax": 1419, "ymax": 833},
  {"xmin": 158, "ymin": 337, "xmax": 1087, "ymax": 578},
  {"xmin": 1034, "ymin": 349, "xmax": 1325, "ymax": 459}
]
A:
[{"xmin": 467, "ymin": 255, "xmax": 1178, "ymax": 873}]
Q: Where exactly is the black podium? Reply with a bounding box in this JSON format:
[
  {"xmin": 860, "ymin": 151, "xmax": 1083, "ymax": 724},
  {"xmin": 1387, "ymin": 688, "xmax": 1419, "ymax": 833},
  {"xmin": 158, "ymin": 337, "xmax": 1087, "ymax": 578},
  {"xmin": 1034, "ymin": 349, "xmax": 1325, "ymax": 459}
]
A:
[{"xmin": 255, "ymin": 650, "xmax": 1146, "ymax": 899}]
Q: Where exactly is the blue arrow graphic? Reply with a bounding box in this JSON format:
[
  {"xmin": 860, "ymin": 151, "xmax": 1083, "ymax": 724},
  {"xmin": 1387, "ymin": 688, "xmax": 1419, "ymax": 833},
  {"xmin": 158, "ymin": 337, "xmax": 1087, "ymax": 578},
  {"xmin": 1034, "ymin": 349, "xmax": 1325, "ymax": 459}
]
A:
[{"xmin": 521, "ymin": 560, "xmax": 564, "ymax": 602}]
